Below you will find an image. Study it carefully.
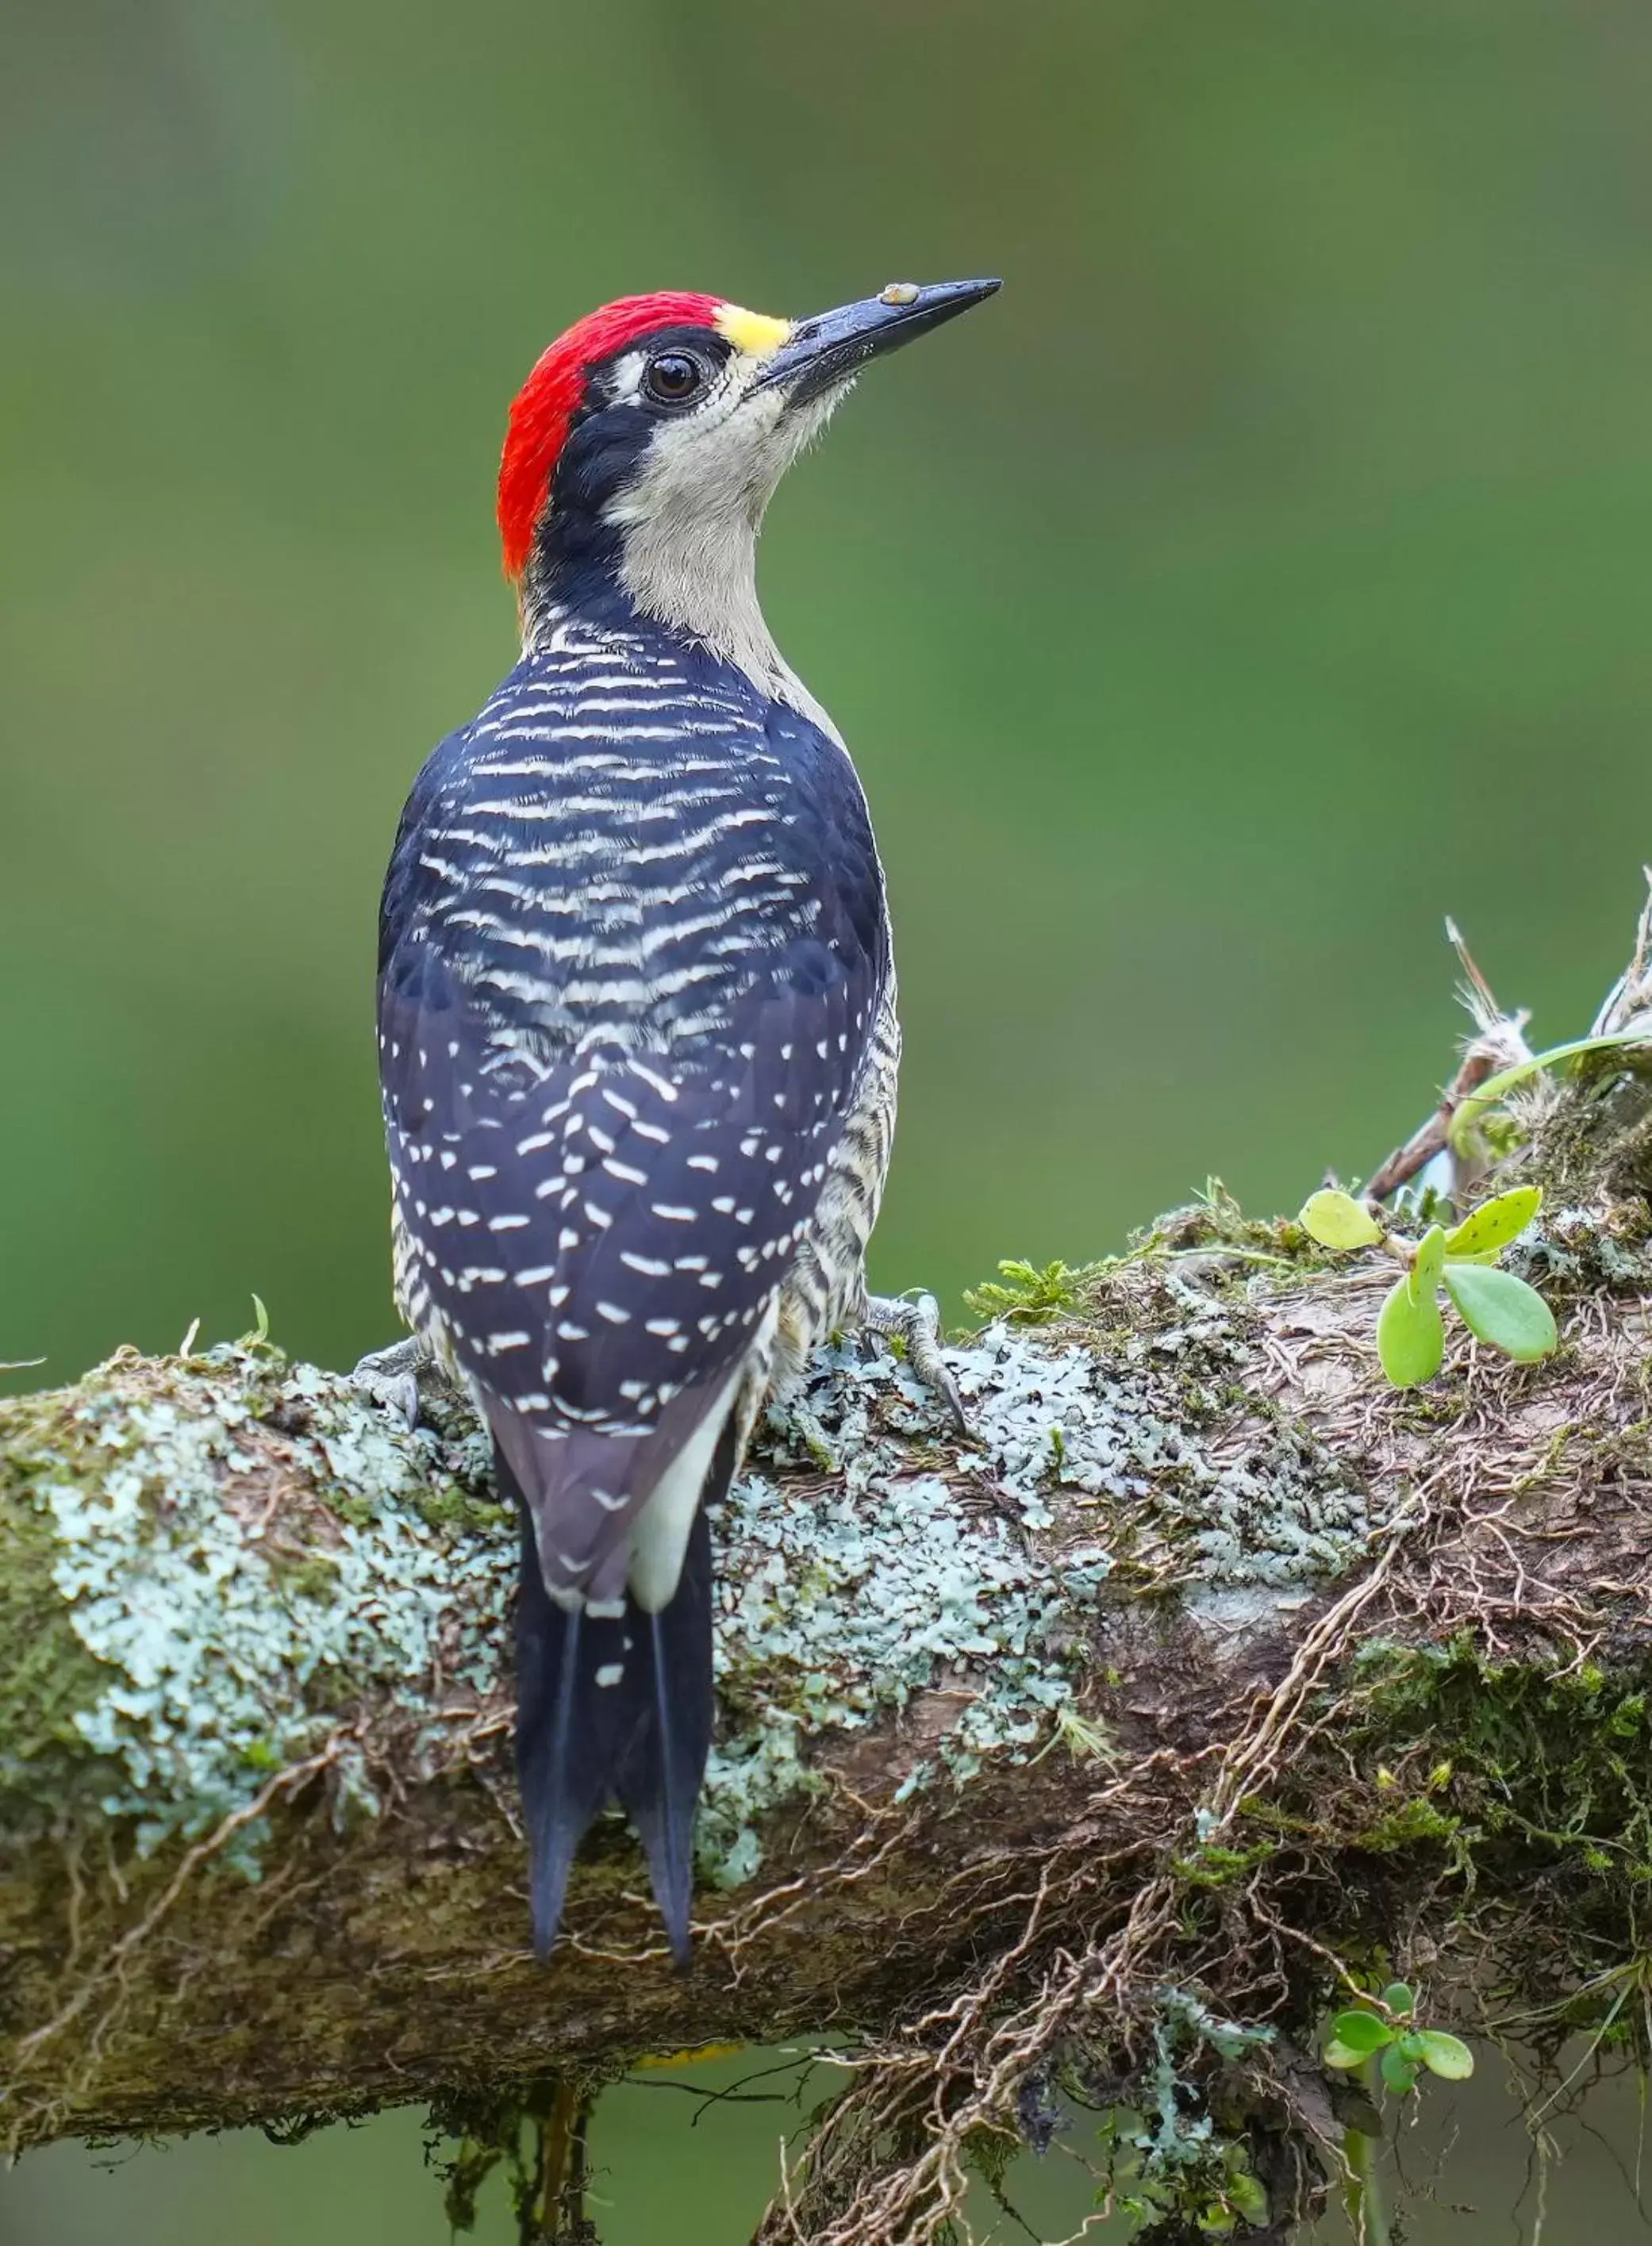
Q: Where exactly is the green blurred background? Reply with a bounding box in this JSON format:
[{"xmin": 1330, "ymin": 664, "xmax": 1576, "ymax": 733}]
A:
[{"xmin": 4, "ymin": 0, "xmax": 1650, "ymax": 2236}]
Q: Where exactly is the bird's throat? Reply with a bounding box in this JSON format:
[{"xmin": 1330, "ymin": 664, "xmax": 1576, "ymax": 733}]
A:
[{"xmin": 524, "ymin": 514, "xmax": 836, "ymax": 736}]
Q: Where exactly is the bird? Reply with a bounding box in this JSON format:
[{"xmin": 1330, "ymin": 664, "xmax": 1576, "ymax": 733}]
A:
[{"xmin": 360, "ymin": 276, "xmax": 1000, "ymax": 1964}]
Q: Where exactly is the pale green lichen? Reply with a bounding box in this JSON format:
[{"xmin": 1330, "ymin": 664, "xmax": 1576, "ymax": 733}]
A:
[
  {"xmin": 698, "ymin": 1324, "xmax": 1122, "ymax": 1878},
  {"xmin": 1116, "ymin": 1276, "xmax": 1371, "ymax": 1585},
  {"xmin": 3, "ymin": 1277, "xmax": 1370, "ymax": 1891},
  {"xmin": 964, "ymin": 1284, "xmax": 1368, "ymax": 1586},
  {"xmin": 9, "ymin": 1344, "xmax": 510, "ymax": 1869},
  {"xmin": 699, "ymin": 1301, "xmax": 1368, "ymax": 1879},
  {"xmin": 1082, "ymin": 1988, "xmax": 1278, "ymax": 2233},
  {"xmin": 705, "ymin": 1453, "xmax": 1110, "ymax": 1880},
  {"xmin": 1515, "ymin": 1205, "xmax": 1652, "ymax": 1291}
]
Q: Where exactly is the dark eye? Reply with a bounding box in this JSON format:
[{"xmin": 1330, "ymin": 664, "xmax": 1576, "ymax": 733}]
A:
[{"xmin": 644, "ymin": 351, "xmax": 704, "ymax": 405}]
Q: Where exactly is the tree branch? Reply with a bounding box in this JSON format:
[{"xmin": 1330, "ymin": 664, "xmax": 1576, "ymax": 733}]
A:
[{"xmin": 4, "ymin": 894, "xmax": 1651, "ymax": 2244}]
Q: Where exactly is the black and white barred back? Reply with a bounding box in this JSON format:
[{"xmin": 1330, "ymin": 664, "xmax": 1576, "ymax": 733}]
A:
[{"xmin": 378, "ymin": 602, "xmax": 897, "ymax": 1952}]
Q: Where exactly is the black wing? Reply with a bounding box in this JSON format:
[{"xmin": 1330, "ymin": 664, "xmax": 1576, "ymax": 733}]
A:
[{"xmin": 377, "ymin": 673, "xmax": 887, "ymax": 1602}]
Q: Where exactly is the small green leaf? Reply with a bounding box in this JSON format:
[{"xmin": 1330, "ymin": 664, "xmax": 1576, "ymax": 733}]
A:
[
  {"xmin": 1377, "ymin": 1275, "xmax": 1445, "ymax": 1387},
  {"xmin": 1226, "ymin": 2172, "xmax": 1268, "ymax": 2223},
  {"xmin": 1414, "ymin": 2029, "xmax": 1474, "ymax": 2080},
  {"xmin": 1443, "ymin": 1184, "xmax": 1542, "ymax": 1258},
  {"xmin": 1380, "ymin": 1982, "xmax": 1415, "ymax": 2019},
  {"xmin": 1300, "ymin": 1188, "xmax": 1383, "ymax": 1250},
  {"xmin": 1450, "ymin": 1031, "xmax": 1652, "ymax": 1157},
  {"xmin": 1326, "ymin": 2009, "xmax": 1392, "ymax": 2058},
  {"xmin": 1380, "ymin": 2044, "xmax": 1419, "ymax": 2095},
  {"xmin": 1442, "ymin": 1264, "xmax": 1558, "ymax": 1361},
  {"xmin": 251, "ymin": 1292, "xmax": 271, "ymax": 1342},
  {"xmin": 1408, "ymin": 1223, "xmax": 1446, "ymax": 1304}
]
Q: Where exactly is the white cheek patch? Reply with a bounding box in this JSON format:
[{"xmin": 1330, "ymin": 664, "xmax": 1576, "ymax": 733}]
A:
[
  {"xmin": 605, "ymin": 379, "xmax": 793, "ymax": 535},
  {"xmin": 609, "ymin": 348, "xmax": 650, "ymax": 405},
  {"xmin": 596, "ymin": 346, "xmax": 849, "ymax": 727}
]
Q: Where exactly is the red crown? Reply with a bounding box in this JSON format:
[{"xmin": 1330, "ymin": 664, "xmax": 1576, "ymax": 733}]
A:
[{"xmin": 496, "ymin": 293, "xmax": 722, "ymax": 581}]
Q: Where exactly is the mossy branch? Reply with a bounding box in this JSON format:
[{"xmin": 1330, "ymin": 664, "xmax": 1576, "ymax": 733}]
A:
[{"xmin": 3, "ymin": 896, "xmax": 1652, "ymax": 2245}]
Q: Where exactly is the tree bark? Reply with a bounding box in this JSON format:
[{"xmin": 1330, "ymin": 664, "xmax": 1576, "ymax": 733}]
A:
[{"xmin": 3, "ymin": 901, "xmax": 1650, "ymax": 2243}]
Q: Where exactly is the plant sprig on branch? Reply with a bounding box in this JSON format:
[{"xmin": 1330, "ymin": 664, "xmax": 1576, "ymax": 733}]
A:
[{"xmin": 1298, "ymin": 1184, "xmax": 1555, "ymax": 1388}]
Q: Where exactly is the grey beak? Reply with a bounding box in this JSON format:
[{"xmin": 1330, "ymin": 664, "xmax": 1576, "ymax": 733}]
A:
[{"xmin": 755, "ymin": 277, "xmax": 1001, "ymax": 404}]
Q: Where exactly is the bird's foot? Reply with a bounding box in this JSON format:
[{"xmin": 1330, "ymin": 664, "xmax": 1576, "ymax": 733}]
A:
[
  {"xmin": 861, "ymin": 1291, "xmax": 970, "ymax": 1434},
  {"xmin": 352, "ymin": 1335, "xmax": 438, "ymax": 1432}
]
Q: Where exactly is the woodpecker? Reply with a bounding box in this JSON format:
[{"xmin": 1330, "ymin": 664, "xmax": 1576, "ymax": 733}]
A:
[{"xmin": 364, "ymin": 276, "xmax": 999, "ymax": 1963}]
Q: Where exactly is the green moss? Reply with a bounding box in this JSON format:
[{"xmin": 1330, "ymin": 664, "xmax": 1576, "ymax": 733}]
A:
[
  {"xmin": 1526, "ymin": 1050, "xmax": 1652, "ymax": 1221},
  {"xmin": 0, "ymin": 1401, "xmax": 117, "ymax": 1803},
  {"xmin": 1353, "ymin": 1796, "xmax": 1462, "ymax": 1853},
  {"xmin": 404, "ymin": 1487, "xmax": 513, "ymax": 1533},
  {"xmin": 1172, "ymin": 1840, "xmax": 1276, "ymax": 1891},
  {"xmin": 1130, "ymin": 1178, "xmax": 1304, "ymax": 1271},
  {"xmin": 962, "ymin": 1257, "xmax": 1102, "ymax": 1326},
  {"xmin": 1343, "ymin": 1638, "xmax": 1652, "ymax": 1883},
  {"xmin": 276, "ymin": 1555, "xmax": 344, "ymax": 1602}
]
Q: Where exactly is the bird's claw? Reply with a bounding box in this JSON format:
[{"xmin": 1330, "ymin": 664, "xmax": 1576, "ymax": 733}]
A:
[
  {"xmin": 352, "ymin": 1337, "xmax": 432, "ymax": 1433},
  {"xmin": 862, "ymin": 1291, "xmax": 970, "ymax": 1434}
]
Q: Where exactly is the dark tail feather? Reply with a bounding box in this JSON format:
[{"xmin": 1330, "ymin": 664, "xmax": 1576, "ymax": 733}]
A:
[
  {"xmin": 503, "ymin": 1419, "xmax": 735, "ymax": 1964},
  {"xmin": 509, "ymin": 1483, "xmax": 617, "ymax": 1956},
  {"xmin": 613, "ymin": 1494, "xmax": 718, "ymax": 1968}
]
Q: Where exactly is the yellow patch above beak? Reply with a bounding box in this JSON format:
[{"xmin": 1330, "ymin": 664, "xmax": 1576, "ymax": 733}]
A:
[{"xmin": 713, "ymin": 302, "xmax": 793, "ymax": 360}]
